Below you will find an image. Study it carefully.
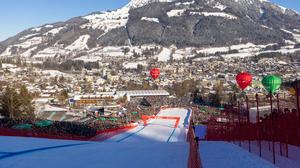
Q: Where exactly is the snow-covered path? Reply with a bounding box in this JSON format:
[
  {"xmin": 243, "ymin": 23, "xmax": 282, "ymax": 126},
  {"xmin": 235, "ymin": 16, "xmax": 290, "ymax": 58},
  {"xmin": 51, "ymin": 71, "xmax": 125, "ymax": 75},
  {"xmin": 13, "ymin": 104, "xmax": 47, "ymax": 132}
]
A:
[
  {"xmin": 199, "ymin": 141, "xmax": 278, "ymax": 168},
  {"xmin": 106, "ymin": 108, "xmax": 190, "ymax": 143}
]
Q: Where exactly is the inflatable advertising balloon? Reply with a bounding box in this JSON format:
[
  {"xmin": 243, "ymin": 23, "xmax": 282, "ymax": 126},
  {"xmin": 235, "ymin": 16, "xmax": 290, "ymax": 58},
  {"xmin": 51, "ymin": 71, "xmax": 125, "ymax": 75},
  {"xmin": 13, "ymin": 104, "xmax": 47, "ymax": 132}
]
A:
[
  {"xmin": 236, "ymin": 72, "xmax": 253, "ymax": 90},
  {"xmin": 150, "ymin": 68, "xmax": 160, "ymax": 80},
  {"xmin": 262, "ymin": 75, "xmax": 282, "ymax": 95}
]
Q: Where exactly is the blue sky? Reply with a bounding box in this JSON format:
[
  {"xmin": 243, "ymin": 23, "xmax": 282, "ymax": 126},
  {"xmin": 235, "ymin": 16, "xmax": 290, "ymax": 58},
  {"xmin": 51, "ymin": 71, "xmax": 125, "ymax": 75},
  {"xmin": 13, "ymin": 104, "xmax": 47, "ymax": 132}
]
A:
[{"xmin": 0, "ymin": 0, "xmax": 299, "ymax": 41}]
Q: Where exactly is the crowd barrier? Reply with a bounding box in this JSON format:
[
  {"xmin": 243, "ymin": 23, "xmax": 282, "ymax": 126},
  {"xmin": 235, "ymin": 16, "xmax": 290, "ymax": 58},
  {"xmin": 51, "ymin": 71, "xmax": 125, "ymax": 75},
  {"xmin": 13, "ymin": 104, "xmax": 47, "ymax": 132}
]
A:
[
  {"xmin": 0, "ymin": 128, "xmax": 91, "ymax": 141},
  {"xmin": 206, "ymin": 111, "xmax": 299, "ymax": 144},
  {"xmin": 205, "ymin": 107, "xmax": 300, "ymax": 164},
  {"xmin": 187, "ymin": 114, "xmax": 202, "ymax": 168},
  {"xmin": 0, "ymin": 123, "xmax": 138, "ymax": 142}
]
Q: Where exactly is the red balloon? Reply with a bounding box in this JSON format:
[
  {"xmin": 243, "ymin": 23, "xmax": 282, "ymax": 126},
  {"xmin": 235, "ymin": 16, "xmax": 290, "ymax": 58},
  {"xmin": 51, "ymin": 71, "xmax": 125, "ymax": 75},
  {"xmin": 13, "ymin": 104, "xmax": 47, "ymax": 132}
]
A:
[
  {"xmin": 150, "ymin": 68, "xmax": 160, "ymax": 80},
  {"xmin": 236, "ymin": 72, "xmax": 253, "ymax": 90}
]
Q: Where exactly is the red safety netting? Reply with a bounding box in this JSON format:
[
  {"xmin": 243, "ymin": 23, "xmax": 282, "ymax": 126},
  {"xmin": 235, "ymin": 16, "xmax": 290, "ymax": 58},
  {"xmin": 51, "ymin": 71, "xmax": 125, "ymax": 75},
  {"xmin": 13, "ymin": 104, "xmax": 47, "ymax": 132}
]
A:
[
  {"xmin": 206, "ymin": 94, "xmax": 300, "ymax": 164},
  {"xmin": 0, "ymin": 128, "xmax": 91, "ymax": 141},
  {"xmin": 187, "ymin": 113, "xmax": 202, "ymax": 168},
  {"xmin": 141, "ymin": 115, "xmax": 180, "ymax": 128},
  {"xmin": 206, "ymin": 109, "xmax": 299, "ymax": 146},
  {"xmin": 0, "ymin": 124, "xmax": 138, "ymax": 142}
]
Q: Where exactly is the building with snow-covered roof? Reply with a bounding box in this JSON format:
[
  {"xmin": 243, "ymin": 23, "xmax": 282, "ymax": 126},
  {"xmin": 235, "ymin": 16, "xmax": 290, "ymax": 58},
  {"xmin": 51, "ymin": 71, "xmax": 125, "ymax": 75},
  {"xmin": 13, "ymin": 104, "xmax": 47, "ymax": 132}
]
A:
[
  {"xmin": 42, "ymin": 105, "xmax": 68, "ymax": 113},
  {"xmin": 34, "ymin": 98, "xmax": 53, "ymax": 105},
  {"xmin": 116, "ymin": 90, "xmax": 170, "ymax": 101}
]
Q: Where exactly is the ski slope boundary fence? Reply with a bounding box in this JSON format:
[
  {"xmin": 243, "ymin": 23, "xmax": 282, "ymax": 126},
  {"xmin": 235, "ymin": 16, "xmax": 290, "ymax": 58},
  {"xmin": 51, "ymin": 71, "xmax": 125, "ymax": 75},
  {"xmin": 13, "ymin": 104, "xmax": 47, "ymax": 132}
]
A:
[
  {"xmin": 0, "ymin": 124, "xmax": 138, "ymax": 142},
  {"xmin": 0, "ymin": 128, "xmax": 91, "ymax": 141},
  {"xmin": 141, "ymin": 115, "xmax": 180, "ymax": 128},
  {"xmin": 205, "ymin": 114, "xmax": 299, "ymax": 165},
  {"xmin": 205, "ymin": 92, "xmax": 300, "ymax": 164},
  {"xmin": 187, "ymin": 112, "xmax": 202, "ymax": 168}
]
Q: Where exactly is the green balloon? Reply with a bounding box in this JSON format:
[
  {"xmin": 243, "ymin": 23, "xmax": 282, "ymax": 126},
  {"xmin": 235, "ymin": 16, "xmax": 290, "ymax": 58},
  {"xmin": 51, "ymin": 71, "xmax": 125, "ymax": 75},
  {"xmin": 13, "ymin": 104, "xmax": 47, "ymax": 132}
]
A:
[{"xmin": 262, "ymin": 75, "xmax": 282, "ymax": 95}]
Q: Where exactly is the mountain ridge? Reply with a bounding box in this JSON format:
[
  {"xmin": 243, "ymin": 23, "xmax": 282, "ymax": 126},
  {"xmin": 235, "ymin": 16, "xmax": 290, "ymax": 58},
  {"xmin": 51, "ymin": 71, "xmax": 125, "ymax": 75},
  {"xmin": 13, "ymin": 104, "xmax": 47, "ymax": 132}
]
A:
[{"xmin": 0, "ymin": 0, "xmax": 299, "ymax": 61}]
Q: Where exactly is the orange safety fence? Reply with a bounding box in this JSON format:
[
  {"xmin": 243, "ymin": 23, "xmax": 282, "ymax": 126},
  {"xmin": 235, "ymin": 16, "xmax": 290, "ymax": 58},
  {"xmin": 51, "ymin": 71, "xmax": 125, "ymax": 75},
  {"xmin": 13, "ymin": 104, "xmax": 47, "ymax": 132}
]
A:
[{"xmin": 141, "ymin": 115, "xmax": 180, "ymax": 128}]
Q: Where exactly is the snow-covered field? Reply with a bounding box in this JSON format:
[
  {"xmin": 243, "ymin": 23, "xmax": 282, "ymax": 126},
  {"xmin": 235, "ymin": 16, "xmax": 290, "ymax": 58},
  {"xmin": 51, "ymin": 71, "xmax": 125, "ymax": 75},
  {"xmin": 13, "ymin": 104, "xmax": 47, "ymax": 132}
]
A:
[{"xmin": 66, "ymin": 35, "xmax": 90, "ymax": 51}]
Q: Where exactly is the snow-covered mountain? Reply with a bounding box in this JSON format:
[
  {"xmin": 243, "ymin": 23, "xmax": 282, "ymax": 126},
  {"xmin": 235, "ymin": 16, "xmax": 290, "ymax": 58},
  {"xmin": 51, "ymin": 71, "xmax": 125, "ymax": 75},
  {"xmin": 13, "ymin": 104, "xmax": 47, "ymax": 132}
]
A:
[
  {"xmin": 0, "ymin": 0, "xmax": 300, "ymax": 61},
  {"xmin": 129, "ymin": 0, "xmax": 176, "ymax": 9}
]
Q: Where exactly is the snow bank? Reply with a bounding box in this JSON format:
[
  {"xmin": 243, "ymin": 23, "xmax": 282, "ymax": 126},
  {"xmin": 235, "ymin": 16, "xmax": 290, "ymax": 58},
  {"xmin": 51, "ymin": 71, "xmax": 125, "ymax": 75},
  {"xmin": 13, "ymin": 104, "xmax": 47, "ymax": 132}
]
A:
[
  {"xmin": 141, "ymin": 17, "xmax": 160, "ymax": 23},
  {"xmin": 2, "ymin": 63, "xmax": 17, "ymax": 68},
  {"xmin": 190, "ymin": 12, "xmax": 238, "ymax": 19},
  {"xmin": 155, "ymin": 47, "xmax": 172, "ymax": 62},
  {"xmin": 213, "ymin": 2, "xmax": 227, "ymax": 11},
  {"xmin": 293, "ymin": 33, "xmax": 300, "ymax": 43},
  {"xmin": 175, "ymin": 1, "xmax": 195, "ymax": 6},
  {"xmin": 44, "ymin": 25, "xmax": 54, "ymax": 28},
  {"xmin": 123, "ymin": 62, "xmax": 139, "ymax": 69},
  {"xmin": 167, "ymin": 9, "xmax": 186, "ymax": 17},
  {"xmin": 41, "ymin": 70, "xmax": 66, "ymax": 77},
  {"xmin": 45, "ymin": 27, "xmax": 65, "ymax": 36},
  {"xmin": 32, "ymin": 27, "xmax": 42, "ymax": 32},
  {"xmin": 19, "ymin": 33, "xmax": 41, "ymax": 41},
  {"xmin": 66, "ymin": 35, "xmax": 90, "ymax": 51}
]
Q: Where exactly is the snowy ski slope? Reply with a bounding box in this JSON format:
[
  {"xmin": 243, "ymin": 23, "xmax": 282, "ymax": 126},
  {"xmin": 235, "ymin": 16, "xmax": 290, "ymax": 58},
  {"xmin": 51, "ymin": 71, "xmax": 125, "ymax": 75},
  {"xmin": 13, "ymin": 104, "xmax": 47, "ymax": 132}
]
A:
[
  {"xmin": 0, "ymin": 108, "xmax": 190, "ymax": 168},
  {"xmin": 200, "ymin": 141, "xmax": 278, "ymax": 168},
  {"xmin": 0, "ymin": 136, "xmax": 188, "ymax": 168},
  {"xmin": 106, "ymin": 108, "xmax": 190, "ymax": 143}
]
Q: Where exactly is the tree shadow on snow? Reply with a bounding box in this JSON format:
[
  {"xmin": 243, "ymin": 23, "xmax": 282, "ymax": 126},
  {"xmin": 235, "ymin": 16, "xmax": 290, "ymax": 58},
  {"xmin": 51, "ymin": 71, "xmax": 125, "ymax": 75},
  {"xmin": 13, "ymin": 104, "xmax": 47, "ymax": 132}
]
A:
[{"xmin": 0, "ymin": 143, "xmax": 88, "ymax": 160}]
